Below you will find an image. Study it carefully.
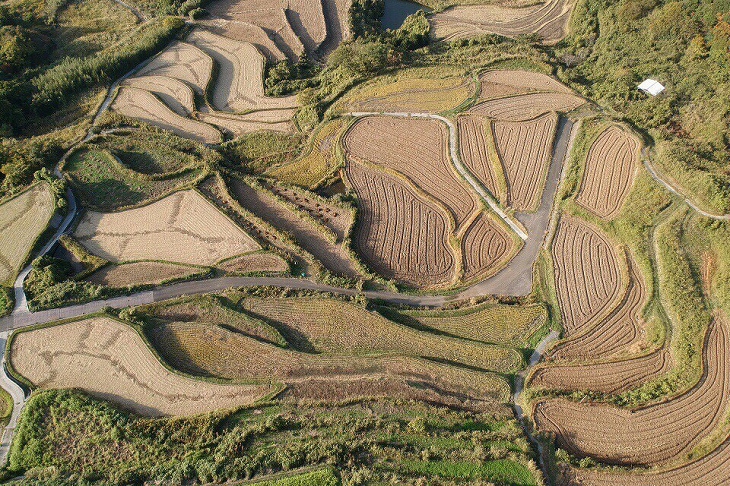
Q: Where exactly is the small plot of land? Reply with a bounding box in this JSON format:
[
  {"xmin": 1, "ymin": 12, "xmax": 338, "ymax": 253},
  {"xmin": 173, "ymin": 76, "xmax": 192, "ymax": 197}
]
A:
[
  {"xmin": 122, "ymin": 75, "xmax": 196, "ymax": 116},
  {"xmin": 345, "ymin": 160, "xmax": 455, "ymax": 287},
  {"xmin": 470, "ymin": 92, "xmax": 586, "ymax": 121},
  {"xmin": 0, "ymin": 184, "xmax": 55, "ymax": 284},
  {"xmin": 10, "ymin": 317, "xmax": 274, "ymax": 416},
  {"xmin": 478, "ymin": 70, "xmax": 575, "ymax": 100},
  {"xmin": 345, "ymin": 116, "xmax": 479, "ymax": 231},
  {"xmin": 551, "ymin": 216, "xmax": 624, "ymax": 336},
  {"xmin": 534, "ymin": 318, "xmax": 730, "ymax": 466},
  {"xmin": 85, "ymin": 262, "xmax": 203, "ymax": 288},
  {"xmin": 74, "ymin": 190, "xmax": 259, "ymax": 266},
  {"xmin": 228, "ymin": 177, "xmax": 359, "ymax": 277},
  {"xmin": 218, "ymin": 252, "xmax": 289, "ymax": 275},
  {"xmin": 461, "ymin": 212, "xmax": 519, "ymax": 282},
  {"xmin": 576, "ymin": 125, "xmax": 641, "ymax": 220},
  {"xmin": 457, "ymin": 114, "xmax": 504, "ymax": 202},
  {"xmin": 431, "ymin": 0, "xmax": 577, "ymax": 44},
  {"xmin": 492, "ymin": 112, "xmax": 558, "ymax": 211}
]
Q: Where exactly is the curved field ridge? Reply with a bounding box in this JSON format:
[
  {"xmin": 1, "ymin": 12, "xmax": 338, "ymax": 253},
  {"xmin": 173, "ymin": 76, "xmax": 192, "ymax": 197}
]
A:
[
  {"xmin": 345, "ymin": 160, "xmax": 456, "ymax": 287},
  {"xmin": 530, "ymin": 350, "xmax": 671, "ymax": 395},
  {"xmin": 110, "ymin": 87, "xmax": 222, "ymax": 144},
  {"xmin": 534, "ymin": 318, "xmax": 730, "ymax": 466},
  {"xmin": 552, "ymin": 216, "xmax": 623, "ymax": 336},
  {"xmin": 0, "ymin": 185, "xmax": 55, "ymax": 284},
  {"xmin": 457, "ymin": 114, "xmax": 502, "ymax": 201},
  {"xmin": 470, "ymin": 92, "xmax": 585, "ymax": 121},
  {"xmin": 122, "ymin": 75, "xmax": 196, "ymax": 116},
  {"xmin": 74, "ymin": 190, "xmax": 259, "ymax": 266},
  {"xmin": 461, "ymin": 212, "xmax": 516, "ymax": 282},
  {"xmin": 344, "ymin": 116, "xmax": 480, "ymax": 231},
  {"xmin": 479, "ymin": 70, "xmax": 575, "ymax": 97},
  {"xmin": 576, "ymin": 125, "xmax": 641, "ymax": 220},
  {"xmin": 431, "ymin": 0, "xmax": 577, "ymax": 44},
  {"xmin": 493, "ymin": 112, "xmax": 558, "ymax": 211},
  {"xmin": 10, "ymin": 317, "xmax": 274, "ymax": 416},
  {"xmin": 136, "ymin": 41, "xmax": 212, "ymax": 94},
  {"xmin": 187, "ymin": 29, "xmax": 297, "ymax": 113},
  {"xmin": 548, "ymin": 255, "xmax": 647, "ymax": 361}
]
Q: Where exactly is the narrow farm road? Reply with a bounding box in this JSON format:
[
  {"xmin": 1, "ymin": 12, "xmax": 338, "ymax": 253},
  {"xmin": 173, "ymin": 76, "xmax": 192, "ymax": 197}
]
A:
[{"xmin": 0, "ymin": 332, "xmax": 29, "ymax": 466}]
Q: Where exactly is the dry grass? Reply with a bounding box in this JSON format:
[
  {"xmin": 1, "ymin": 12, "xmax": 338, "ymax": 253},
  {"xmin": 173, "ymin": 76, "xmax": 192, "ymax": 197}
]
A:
[
  {"xmin": 74, "ymin": 190, "xmax": 259, "ymax": 265},
  {"xmin": 0, "ymin": 184, "xmax": 55, "ymax": 285},
  {"xmin": 457, "ymin": 113, "xmax": 506, "ymax": 203},
  {"xmin": 10, "ymin": 317, "xmax": 275, "ymax": 416},
  {"xmin": 85, "ymin": 262, "xmax": 202, "ymax": 288},
  {"xmin": 218, "ymin": 252, "xmax": 289, "ymax": 275},
  {"xmin": 478, "ymin": 70, "xmax": 575, "ymax": 99}
]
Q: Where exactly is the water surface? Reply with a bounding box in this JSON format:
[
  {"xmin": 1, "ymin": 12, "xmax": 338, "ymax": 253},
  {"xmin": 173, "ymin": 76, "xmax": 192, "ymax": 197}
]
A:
[{"xmin": 382, "ymin": 0, "xmax": 430, "ymax": 30}]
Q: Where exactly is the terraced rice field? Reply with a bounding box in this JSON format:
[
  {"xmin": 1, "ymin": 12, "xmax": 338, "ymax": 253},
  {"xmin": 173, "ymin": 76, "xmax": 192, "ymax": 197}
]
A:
[
  {"xmin": 493, "ymin": 112, "xmax": 558, "ymax": 211},
  {"xmin": 461, "ymin": 212, "xmax": 518, "ymax": 282},
  {"xmin": 218, "ymin": 252, "xmax": 289, "ymax": 275},
  {"xmin": 345, "ymin": 116, "xmax": 479, "ymax": 231},
  {"xmin": 551, "ymin": 216, "xmax": 624, "ymax": 336},
  {"xmin": 136, "ymin": 41, "xmax": 212, "ymax": 94},
  {"xmin": 470, "ymin": 92, "xmax": 585, "ymax": 121},
  {"xmin": 10, "ymin": 317, "xmax": 274, "ymax": 416},
  {"xmin": 111, "ymin": 87, "xmax": 222, "ymax": 144},
  {"xmin": 85, "ymin": 262, "xmax": 202, "ymax": 288},
  {"xmin": 197, "ymin": 112, "xmax": 294, "ymax": 136},
  {"xmin": 431, "ymin": 0, "xmax": 577, "ymax": 44},
  {"xmin": 199, "ymin": 19, "xmax": 287, "ymax": 61},
  {"xmin": 457, "ymin": 114, "xmax": 504, "ymax": 202},
  {"xmin": 0, "ymin": 184, "xmax": 55, "ymax": 284},
  {"xmin": 533, "ymin": 318, "xmax": 730, "ymax": 466},
  {"xmin": 122, "ymin": 75, "xmax": 196, "ymax": 116},
  {"xmin": 74, "ymin": 190, "xmax": 259, "ymax": 265},
  {"xmin": 576, "ymin": 125, "xmax": 641, "ymax": 219},
  {"xmin": 479, "ymin": 70, "xmax": 575, "ymax": 100},
  {"xmin": 345, "ymin": 160, "xmax": 455, "ymax": 287}
]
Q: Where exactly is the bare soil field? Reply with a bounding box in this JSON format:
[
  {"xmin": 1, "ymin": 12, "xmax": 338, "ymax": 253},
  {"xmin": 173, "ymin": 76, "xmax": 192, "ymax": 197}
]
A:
[
  {"xmin": 470, "ymin": 92, "xmax": 586, "ymax": 121},
  {"xmin": 533, "ymin": 318, "xmax": 730, "ymax": 466},
  {"xmin": 461, "ymin": 212, "xmax": 518, "ymax": 282},
  {"xmin": 85, "ymin": 262, "xmax": 202, "ymax": 288},
  {"xmin": 136, "ymin": 41, "xmax": 213, "ymax": 95},
  {"xmin": 198, "ymin": 19, "xmax": 287, "ymax": 61},
  {"xmin": 121, "ymin": 75, "xmax": 196, "ymax": 116},
  {"xmin": 10, "ymin": 317, "xmax": 274, "ymax": 416},
  {"xmin": 530, "ymin": 349, "xmax": 671, "ymax": 395},
  {"xmin": 345, "ymin": 160, "xmax": 456, "ymax": 287},
  {"xmin": 548, "ymin": 255, "xmax": 648, "ymax": 361},
  {"xmin": 493, "ymin": 112, "xmax": 558, "ymax": 211},
  {"xmin": 197, "ymin": 112, "xmax": 294, "ymax": 136},
  {"xmin": 576, "ymin": 125, "xmax": 641, "ymax": 219},
  {"xmin": 431, "ymin": 0, "xmax": 577, "ymax": 44},
  {"xmin": 110, "ymin": 87, "xmax": 222, "ymax": 144},
  {"xmin": 286, "ymin": 0, "xmax": 327, "ymax": 53},
  {"xmin": 228, "ymin": 177, "xmax": 359, "ymax": 277},
  {"xmin": 74, "ymin": 190, "xmax": 259, "ymax": 266},
  {"xmin": 551, "ymin": 216, "xmax": 624, "ymax": 336},
  {"xmin": 457, "ymin": 114, "xmax": 505, "ymax": 202},
  {"xmin": 0, "ymin": 184, "xmax": 55, "ymax": 284},
  {"xmin": 479, "ymin": 70, "xmax": 575, "ymax": 99},
  {"xmin": 218, "ymin": 252, "xmax": 289, "ymax": 275},
  {"xmin": 345, "ymin": 116, "xmax": 480, "ymax": 231},
  {"xmin": 187, "ymin": 29, "xmax": 298, "ymax": 113}
]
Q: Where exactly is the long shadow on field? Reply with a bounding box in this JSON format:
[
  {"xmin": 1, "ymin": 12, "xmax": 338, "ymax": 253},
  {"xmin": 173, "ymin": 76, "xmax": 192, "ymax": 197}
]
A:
[{"xmin": 239, "ymin": 308, "xmax": 319, "ymax": 354}]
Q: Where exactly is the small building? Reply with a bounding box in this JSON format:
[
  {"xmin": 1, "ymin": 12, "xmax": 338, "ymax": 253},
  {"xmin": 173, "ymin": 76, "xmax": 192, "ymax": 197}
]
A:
[{"xmin": 638, "ymin": 79, "xmax": 665, "ymax": 96}]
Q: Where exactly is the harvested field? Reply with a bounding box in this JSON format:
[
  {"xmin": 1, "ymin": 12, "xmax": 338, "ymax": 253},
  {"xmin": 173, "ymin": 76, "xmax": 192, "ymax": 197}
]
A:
[
  {"xmin": 0, "ymin": 184, "xmax": 55, "ymax": 284},
  {"xmin": 218, "ymin": 252, "xmax": 289, "ymax": 275},
  {"xmin": 551, "ymin": 216, "xmax": 623, "ymax": 336},
  {"xmin": 110, "ymin": 87, "xmax": 221, "ymax": 144},
  {"xmin": 470, "ymin": 92, "xmax": 585, "ymax": 121},
  {"xmin": 197, "ymin": 112, "xmax": 294, "ymax": 136},
  {"xmin": 74, "ymin": 190, "xmax": 259, "ymax": 266},
  {"xmin": 576, "ymin": 125, "xmax": 641, "ymax": 220},
  {"xmin": 85, "ymin": 262, "xmax": 203, "ymax": 288},
  {"xmin": 187, "ymin": 29, "xmax": 298, "ymax": 113},
  {"xmin": 345, "ymin": 116, "xmax": 479, "ymax": 231},
  {"xmin": 431, "ymin": 0, "xmax": 577, "ymax": 44},
  {"xmin": 457, "ymin": 114, "xmax": 505, "ymax": 202},
  {"xmin": 479, "ymin": 70, "xmax": 574, "ymax": 98},
  {"xmin": 388, "ymin": 303, "xmax": 546, "ymax": 347},
  {"xmin": 461, "ymin": 212, "xmax": 518, "ymax": 282},
  {"xmin": 530, "ymin": 350, "xmax": 671, "ymax": 395},
  {"xmin": 228, "ymin": 177, "xmax": 359, "ymax": 277},
  {"xmin": 136, "ymin": 41, "xmax": 212, "ymax": 94},
  {"xmin": 316, "ymin": 0, "xmax": 353, "ymax": 58},
  {"xmin": 286, "ymin": 0, "xmax": 327, "ymax": 53},
  {"xmin": 269, "ymin": 118, "xmax": 348, "ymax": 189},
  {"xmin": 10, "ymin": 317, "xmax": 274, "ymax": 416},
  {"xmin": 548, "ymin": 256, "xmax": 647, "ymax": 361},
  {"xmin": 122, "ymin": 75, "xmax": 196, "ymax": 116},
  {"xmin": 198, "ymin": 19, "xmax": 287, "ymax": 62},
  {"xmin": 493, "ymin": 112, "xmax": 558, "ymax": 211},
  {"xmin": 236, "ymin": 296, "xmax": 522, "ymax": 372},
  {"xmin": 345, "ymin": 160, "xmax": 455, "ymax": 287},
  {"xmin": 533, "ymin": 318, "xmax": 730, "ymax": 466}
]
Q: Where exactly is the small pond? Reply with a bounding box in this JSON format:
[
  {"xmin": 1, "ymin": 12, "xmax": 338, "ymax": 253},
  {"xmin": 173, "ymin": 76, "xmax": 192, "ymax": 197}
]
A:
[{"xmin": 382, "ymin": 0, "xmax": 430, "ymax": 31}]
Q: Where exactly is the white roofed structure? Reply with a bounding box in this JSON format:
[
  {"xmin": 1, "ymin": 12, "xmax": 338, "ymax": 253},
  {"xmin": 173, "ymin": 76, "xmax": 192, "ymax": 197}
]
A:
[{"xmin": 638, "ymin": 79, "xmax": 665, "ymax": 96}]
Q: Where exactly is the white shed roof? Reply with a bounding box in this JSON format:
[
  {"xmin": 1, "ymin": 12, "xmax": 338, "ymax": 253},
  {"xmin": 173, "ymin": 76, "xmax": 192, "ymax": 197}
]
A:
[{"xmin": 638, "ymin": 79, "xmax": 665, "ymax": 96}]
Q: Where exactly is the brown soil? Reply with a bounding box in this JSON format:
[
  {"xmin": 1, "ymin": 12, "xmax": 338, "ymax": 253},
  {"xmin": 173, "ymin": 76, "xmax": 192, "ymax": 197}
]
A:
[
  {"xmin": 470, "ymin": 92, "xmax": 585, "ymax": 121},
  {"xmin": 85, "ymin": 262, "xmax": 201, "ymax": 288},
  {"xmin": 457, "ymin": 114, "xmax": 502, "ymax": 201},
  {"xmin": 461, "ymin": 212, "xmax": 517, "ymax": 282}
]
